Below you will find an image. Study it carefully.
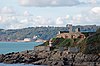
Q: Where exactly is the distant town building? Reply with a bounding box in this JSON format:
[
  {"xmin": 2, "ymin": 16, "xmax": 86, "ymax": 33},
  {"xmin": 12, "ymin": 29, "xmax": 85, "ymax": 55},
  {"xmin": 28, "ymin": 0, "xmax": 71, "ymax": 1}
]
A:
[
  {"xmin": 58, "ymin": 31, "xmax": 69, "ymax": 34},
  {"xmin": 75, "ymin": 28, "xmax": 80, "ymax": 32},
  {"xmin": 24, "ymin": 38, "xmax": 31, "ymax": 42},
  {"xmin": 35, "ymin": 39, "xmax": 47, "ymax": 42},
  {"xmin": 66, "ymin": 24, "xmax": 73, "ymax": 33},
  {"xmin": 33, "ymin": 35, "xmax": 37, "ymax": 39},
  {"xmin": 77, "ymin": 25, "xmax": 97, "ymax": 33}
]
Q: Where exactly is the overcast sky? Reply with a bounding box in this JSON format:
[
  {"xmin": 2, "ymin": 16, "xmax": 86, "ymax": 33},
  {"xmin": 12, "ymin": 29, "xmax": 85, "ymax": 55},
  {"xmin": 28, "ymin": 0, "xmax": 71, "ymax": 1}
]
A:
[{"xmin": 0, "ymin": 0, "xmax": 100, "ymax": 29}]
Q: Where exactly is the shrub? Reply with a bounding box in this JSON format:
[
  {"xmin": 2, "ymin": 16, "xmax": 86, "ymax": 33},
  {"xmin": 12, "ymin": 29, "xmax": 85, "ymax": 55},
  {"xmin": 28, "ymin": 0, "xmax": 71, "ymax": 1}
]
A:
[{"xmin": 83, "ymin": 33, "xmax": 100, "ymax": 54}]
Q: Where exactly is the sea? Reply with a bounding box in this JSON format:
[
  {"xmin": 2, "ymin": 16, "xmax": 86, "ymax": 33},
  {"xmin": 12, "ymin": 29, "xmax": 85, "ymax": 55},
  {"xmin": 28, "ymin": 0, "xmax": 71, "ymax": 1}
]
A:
[{"xmin": 0, "ymin": 42, "xmax": 43, "ymax": 66}]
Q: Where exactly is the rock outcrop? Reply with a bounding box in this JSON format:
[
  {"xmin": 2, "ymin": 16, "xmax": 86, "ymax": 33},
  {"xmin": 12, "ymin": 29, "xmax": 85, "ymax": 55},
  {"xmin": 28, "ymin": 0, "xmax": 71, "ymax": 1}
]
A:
[{"xmin": 0, "ymin": 50, "xmax": 100, "ymax": 66}]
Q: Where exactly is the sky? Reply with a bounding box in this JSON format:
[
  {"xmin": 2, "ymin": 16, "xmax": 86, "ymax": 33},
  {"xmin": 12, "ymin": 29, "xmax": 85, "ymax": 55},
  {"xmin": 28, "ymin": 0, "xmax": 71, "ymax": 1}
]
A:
[{"xmin": 0, "ymin": 0, "xmax": 100, "ymax": 29}]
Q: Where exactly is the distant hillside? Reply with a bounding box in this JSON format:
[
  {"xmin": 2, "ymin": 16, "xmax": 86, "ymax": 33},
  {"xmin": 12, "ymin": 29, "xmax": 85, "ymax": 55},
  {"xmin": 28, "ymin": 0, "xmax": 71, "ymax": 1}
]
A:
[
  {"xmin": 0, "ymin": 27, "xmax": 67, "ymax": 41},
  {"xmin": 0, "ymin": 25, "xmax": 99, "ymax": 41}
]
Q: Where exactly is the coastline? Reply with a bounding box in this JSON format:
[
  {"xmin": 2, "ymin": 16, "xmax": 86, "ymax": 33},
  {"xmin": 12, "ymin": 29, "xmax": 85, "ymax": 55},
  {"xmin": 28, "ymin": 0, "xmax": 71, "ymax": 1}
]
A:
[
  {"xmin": 0, "ymin": 39, "xmax": 47, "ymax": 43},
  {"xmin": 0, "ymin": 50, "xmax": 100, "ymax": 66}
]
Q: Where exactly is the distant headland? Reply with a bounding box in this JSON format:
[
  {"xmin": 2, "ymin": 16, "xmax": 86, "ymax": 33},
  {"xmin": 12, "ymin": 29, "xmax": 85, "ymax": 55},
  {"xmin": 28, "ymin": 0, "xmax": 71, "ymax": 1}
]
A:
[{"xmin": 0, "ymin": 24, "xmax": 99, "ymax": 42}]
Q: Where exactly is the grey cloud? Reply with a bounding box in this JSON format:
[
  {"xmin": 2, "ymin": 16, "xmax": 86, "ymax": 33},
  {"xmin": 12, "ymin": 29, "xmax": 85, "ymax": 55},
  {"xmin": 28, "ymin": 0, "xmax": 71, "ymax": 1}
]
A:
[{"xmin": 19, "ymin": 0, "xmax": 81, "ymax": 7}]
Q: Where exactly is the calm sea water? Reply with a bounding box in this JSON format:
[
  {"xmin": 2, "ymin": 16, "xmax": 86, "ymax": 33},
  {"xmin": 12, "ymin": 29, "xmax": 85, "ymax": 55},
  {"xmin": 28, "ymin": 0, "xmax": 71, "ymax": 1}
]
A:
[
  {"xmin": 0, "ymin": 42, "xmax": 41, "ymax": 54},
  {"xmin": 0, "ymin": 63, "xmax": 46, "ymax": 66},
  {"xmin": 0, "ymin": 42, "xmax": 43, "ymax": 66}
]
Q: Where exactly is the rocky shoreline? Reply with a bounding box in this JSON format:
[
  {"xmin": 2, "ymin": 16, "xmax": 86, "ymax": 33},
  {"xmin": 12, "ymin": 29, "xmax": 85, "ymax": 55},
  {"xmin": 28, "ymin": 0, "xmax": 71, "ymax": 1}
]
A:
[{"xmin": 0, "ymin": 50, "xmax": 100, "ymax": 66}]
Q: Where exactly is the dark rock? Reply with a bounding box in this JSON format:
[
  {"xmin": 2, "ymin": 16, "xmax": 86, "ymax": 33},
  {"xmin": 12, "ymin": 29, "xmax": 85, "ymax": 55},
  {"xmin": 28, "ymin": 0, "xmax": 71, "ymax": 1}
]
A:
[
  {"xmin": 0, "ymin": 50, "xmax": 99, "ymax": 66},
  {"xmin": 57, "ymin": 61, "xmax": 64, "ymax": 66},
  {"xmin": 47, "ymin": 61, "xmax": 52, "ymax": 66},
  {"xmin": 33, "ymin": 59, "xmax": 46, "ymax": 65},
  {"xmin": 3, "ymin": 57, "xmax": 14, "ymax": 64},
  {"xmin": 0, "ymin": 54, "xmax": 5, "ymax": 62},
  {"xmin": 51, "ymin": 61, "xmax": 58, "ymax": 65},
  {"xmin": 63, "ymin": 57, "xmax": 68, "ymax": 61},
  {"xmin": 84, "ymin": 54, "xmax": 99, "ymax": 62},
  {"xmin": 63, "ymin": 61, "xmax": 69, "ymax": 65},
  {"xmin": 97, "ymin": 56, "xmax": 100, "ymax": 62}
]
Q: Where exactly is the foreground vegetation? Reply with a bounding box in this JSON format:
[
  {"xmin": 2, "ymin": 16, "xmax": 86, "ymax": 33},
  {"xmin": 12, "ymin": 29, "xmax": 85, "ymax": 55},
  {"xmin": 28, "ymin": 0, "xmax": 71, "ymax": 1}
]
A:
[{"xmin": 81, "ymin": 28, "xmax": 100, "ymax": 54}]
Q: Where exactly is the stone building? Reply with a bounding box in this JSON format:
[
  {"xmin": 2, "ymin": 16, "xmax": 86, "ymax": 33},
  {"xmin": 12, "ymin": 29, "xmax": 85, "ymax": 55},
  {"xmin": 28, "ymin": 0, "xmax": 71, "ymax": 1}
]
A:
[
  {"xmin": 57, "ymin": 26, "xmax": 85, "ymax": 39},
  {"xmin": 66, "ymin": 24, "xmax": 73, "ymax": 33},
  {"xmin": 56, "ymin": 32, "xmax": 85, "ymax": 39}
]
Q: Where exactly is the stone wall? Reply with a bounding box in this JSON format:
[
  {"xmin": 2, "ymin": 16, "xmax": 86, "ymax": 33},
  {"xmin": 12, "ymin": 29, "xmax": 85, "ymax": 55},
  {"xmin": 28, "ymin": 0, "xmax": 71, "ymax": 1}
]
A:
[
  {"xmin": 34, "ymin": 46, "xmax": 50, "ymax": 51},
  {"xmin": 68, "ymin": 47, "xmax": 79, "ymax": 53}
]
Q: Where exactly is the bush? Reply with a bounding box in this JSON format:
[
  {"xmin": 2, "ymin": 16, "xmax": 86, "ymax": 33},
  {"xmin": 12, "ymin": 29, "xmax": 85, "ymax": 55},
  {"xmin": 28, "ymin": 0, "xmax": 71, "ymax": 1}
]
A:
[
  {"xmin": 83, "ymin": 33, "xmax": 100, "ymax": 54},
  {"xmin": 96, "ymin": 28, "xmax": 100, "ymax": 33},
  {"xmin": 59, "ymin": 39, "xmax": 74, "ymax": 48}
]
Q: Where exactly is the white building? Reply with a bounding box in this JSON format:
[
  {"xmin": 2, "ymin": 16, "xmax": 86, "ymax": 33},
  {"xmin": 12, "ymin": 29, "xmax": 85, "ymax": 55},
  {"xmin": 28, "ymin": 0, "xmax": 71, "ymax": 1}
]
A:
[{"xmin": 24, "ymin": 38, "xmax": 31, "ymax": 42}]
